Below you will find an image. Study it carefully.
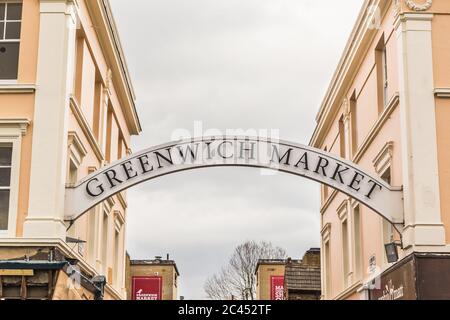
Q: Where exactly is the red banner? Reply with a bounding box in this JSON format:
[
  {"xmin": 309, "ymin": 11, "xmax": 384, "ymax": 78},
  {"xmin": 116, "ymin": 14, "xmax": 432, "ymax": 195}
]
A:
[
  {"xmin": 131, "ymin": 276, "xmax": 163, "ymax": 300},
  {"xmin": 270, "ymin": 276, "xmax": 285, "ymax": 300}
]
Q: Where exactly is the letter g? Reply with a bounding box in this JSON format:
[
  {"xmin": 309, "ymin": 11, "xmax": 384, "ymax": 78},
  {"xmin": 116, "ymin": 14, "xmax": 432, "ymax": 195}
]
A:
[{"xmin": 86, "ymin": 178, "xmax": 104, "ymax": 197}]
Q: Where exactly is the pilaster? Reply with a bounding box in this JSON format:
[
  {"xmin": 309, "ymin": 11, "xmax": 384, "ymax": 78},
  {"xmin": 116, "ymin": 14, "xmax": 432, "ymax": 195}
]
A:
[{"xmin": 23, "ymin": 0, "xmax": 78, "ymax": 239}]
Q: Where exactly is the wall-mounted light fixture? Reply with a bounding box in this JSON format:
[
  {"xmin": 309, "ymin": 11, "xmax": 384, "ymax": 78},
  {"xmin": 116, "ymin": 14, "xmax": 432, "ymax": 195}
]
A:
[{"xmin": 384, "ymin": 241, "xmax": 402, "ymax": 263}]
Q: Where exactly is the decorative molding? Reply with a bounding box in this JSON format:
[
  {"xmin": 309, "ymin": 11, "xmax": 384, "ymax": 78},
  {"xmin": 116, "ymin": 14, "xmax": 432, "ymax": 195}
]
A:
[
  {"xmin": 116, "ymin": 192, "xmax": 128, "ymax": 210},
  {"xmin": 113, "ymin": 210, "xmax": 124, "ymax": 232},
  {"xmin": 69, "ymin": 96, "xmax": 105, "ymax": 162},
  {"xmin": 114, "ymin": 210, "xmax": 125, "ymax": 232},
  {"xmin": 405, "ymin": 0, "xmax": 432, "ymax": 12},
  {"xmin": 0, "ymin": 84, "xmax": 36, "ymax": 94},
  {"xmin": 434, "ymin": 88, "xmax": 450, "ymax": 98},
  {"xmin": 394, "ymin": 0, "xmax": 401, "ymax": 16},
  {"xmin": 373, "ymin": 142, "xmax": 394, "ymax": 175},
  {"xmin": 68, "ymin": 131, "xmax": 88, "ymax": 168},
  {"xmin": 103, "ymin": 196, "xmax": 115, "ymax": 214},
  {"xmin": 321, "ymin": 223, "xmax": 332, "ymax": 243},
  {"xmin": 88, "ymin": 166, "xmax": 98, "ymax": 174},
  {"xmin": 342, "ymin": 98, "xmax": 351, "ymax": 122},
  {"xmin": 0, "ymin": 119, "xmax": 30, "ymax": 136},
  {"xmin": 320, "ymin": 93, "xmax": 399, "ymax": 214},
  {"xmin": 321, "ymin": 189, "xmax": 339, "ymax": 214},
  {"xmin": 337, "ymin": 200, "xmax": 349, "ymax": 221},
  {"xmin": 84, "ymin": 0, "xmax": 141, "ymax": 135},
  {"xmin": 333, "ymin": 281, "xmax": 364, "ymax": 301},
  {"xmin": 310, "ymin": 0, "xmax": 392, "ymax": 148},
  {"xmin": 353, "ymin": 93, "xmax": 399, "ymax": 164}
]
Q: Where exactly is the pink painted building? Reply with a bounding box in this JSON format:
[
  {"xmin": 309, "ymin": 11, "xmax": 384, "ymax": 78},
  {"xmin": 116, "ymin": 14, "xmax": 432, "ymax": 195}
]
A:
[{"xmin": 310, "ymin": 0, "xmax": 450, "ymax": 300}]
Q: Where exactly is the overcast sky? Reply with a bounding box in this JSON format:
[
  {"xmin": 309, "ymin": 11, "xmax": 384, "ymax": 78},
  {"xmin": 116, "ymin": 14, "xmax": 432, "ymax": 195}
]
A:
[{"xmin": 110, "ymin": 0, "xmax": 363, "ymax": 299}]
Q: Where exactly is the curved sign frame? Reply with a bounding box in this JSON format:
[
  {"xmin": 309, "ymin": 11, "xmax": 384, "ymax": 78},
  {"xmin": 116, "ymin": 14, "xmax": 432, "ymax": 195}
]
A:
[{"xmin": 65, "ymin": 136, "xmax": 404, "ymax": 226}]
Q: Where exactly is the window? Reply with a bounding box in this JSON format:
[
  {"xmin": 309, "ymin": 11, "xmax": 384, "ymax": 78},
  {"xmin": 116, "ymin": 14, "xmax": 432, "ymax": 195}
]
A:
[
  {"xmin": 0, "ymin": 120, "xmax": 28, "ymax": 237},
  {"xmin": 105, "ymin": 107, "xmax": 113, "ymax": 163},
  {"xmin": 324, "ymin": 240, "xmax": 332, "ymax": 298},
  {"xmin": 352, "ymin": 204, "xmax": 362, "ymax": 280},
  {"xmin": 0, "ymin": 1, "xmax": 22, "ymax": 80},
  {"xmin": 321, "ymin": 224, "xmax": 332, "ymax": 298},
  {"xmin": 338, "ymin": 201, "xmax": 351, "ymax": 288},
  {"xmin": 0, "ymin": 144, "xmax": 12, "ymax": 231},
  {"xmin": 118, "ymin": 136, "xmax": 124, "ymax": 160},
  {"xmin": 339, "ymin": 116, "xmax": 346, "ymax": 159},
  {"xmin": 87, "ymin": 207, "xmax": 98, "ymax": 265},
  {"xmin": 102, "ymin": 211, "xmax": 109, "ymax": 273},
  {"xmin": 113, "ymin": 229, "xmax": 120, "ymax": 285},
  {"xmin": 68, "ymin": 160, "xmax": 77, "ymax": 185},
  {"xmin": 373, "ymin": 143, "xmax": 395, "ymax": 265},
  {"xmin": 381, "ymin": 47, "xmax": 388, "ymax": 106},
  {"xmin": 376, "ymin": 35, "xmax": 388, "ymax": 113},
  {"xmin": 342, "ymin": 219, "xmax": 349, "ymax": 287},
  {"xmin": 381, "ymin": 167, "xmax": 394, "ymax": 264},
  {"xmin": 350, "ymin": 92, "xmax": 357, "ymax": 156},
  {"xmin": 322, "ymin": 147, "xmax": 329, "ymax": 201}
]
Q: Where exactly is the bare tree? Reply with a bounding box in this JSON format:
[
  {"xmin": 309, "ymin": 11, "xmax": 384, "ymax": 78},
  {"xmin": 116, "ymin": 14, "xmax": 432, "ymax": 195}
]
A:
[{"xmin": 204, "ymin": 241, "xmax": 287, "ymax": 300}]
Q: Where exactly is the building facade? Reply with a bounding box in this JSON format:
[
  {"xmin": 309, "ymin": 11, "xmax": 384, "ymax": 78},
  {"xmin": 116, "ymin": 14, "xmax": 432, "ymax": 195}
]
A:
[
  {"xmin": 310, "ymin": 0, "xmax": 450, "ymax": 300},
  {"xmin": 125, "ymin": 255, "xmax": 180, "ymax": 301},
  {"xmin": 284, "ymin": 249, "xmax": 321, "ymax": 300},
  {"xmin": 255, "ymin": 259, "xmax": 286, "ymax": 301},
  {"xmin": 255, "ymin": 249, "xmax": 321, "ymax": 301},
  {"xmin": 0, "ymin": 0, "xmax": 140, "ymax": 300}
]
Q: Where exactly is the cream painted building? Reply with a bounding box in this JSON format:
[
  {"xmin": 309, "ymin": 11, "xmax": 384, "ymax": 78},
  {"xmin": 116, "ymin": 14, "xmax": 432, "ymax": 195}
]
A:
[
  {"xmin": 310, "ymin": 0, "xmax": 450, "ymax": 300},
  {"xmin": 125, "ymin": 254, "xmax": 180, "ymax": 301},
  {"xmin": 0, "ymin": 0, "xmax": 141, "ymax": 300},
  {"xmin": 255, "ymin": 260, "xmax": 286, "ymax": 301}
]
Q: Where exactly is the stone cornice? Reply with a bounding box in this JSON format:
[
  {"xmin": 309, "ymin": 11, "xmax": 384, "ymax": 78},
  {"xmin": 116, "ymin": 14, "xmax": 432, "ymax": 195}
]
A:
[
  {"xmin": 310, "ymin": 0, "xmax": 392, "ymax": 148},
  {"xmin": 0, "ymin": 118, "xmax": 30, "ymax": 136},
  {"xmin": 0, "ymin": 84, "xmax": 36, "ymax": 94},
  {"xmin": 84, "ymin": 0, "xmax": 141, "ymax": 135},
  {"xmin": 434, "ymin": 88, "xmax": 450, "ymax": 98}
]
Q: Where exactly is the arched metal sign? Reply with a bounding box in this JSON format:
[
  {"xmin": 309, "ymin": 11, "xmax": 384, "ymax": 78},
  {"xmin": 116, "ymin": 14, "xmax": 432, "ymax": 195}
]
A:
[{"xmin": 64, "ymin": 136, "xmax": 404, "ymax": 225}]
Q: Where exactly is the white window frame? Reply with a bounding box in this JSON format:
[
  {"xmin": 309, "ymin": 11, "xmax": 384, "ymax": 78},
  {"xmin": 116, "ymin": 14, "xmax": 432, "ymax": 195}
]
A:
[
  {"xmin": 0, "ymin": 119, "xmax": 28, "ymax": 238},
  {"xmin": 0, "ymin": 0, "xmax": 23, "ymax": 83}
]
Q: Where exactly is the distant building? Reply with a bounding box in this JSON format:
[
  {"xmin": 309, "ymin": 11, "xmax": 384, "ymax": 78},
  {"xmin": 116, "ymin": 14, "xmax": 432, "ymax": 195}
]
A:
[
  {"xmin": 255, "ymin": 248, "xmax": 321, "ymax": 300},
  {"xmin": 285, "ymin": 248, "xmax": 321, "ymax": 300},
  {"xmin": 125, "ymin": 254, "xmax": 180, "ymax": 300},
  {"xmin": 255, "ymin": 259, "xmax": 286, "ymax": 300}
]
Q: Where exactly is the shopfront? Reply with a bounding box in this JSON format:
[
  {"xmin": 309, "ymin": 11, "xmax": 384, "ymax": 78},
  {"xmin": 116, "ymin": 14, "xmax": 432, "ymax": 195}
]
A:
[{"xmin": 369, "ymin": 254, "xmax": 450, "ymax": 300}]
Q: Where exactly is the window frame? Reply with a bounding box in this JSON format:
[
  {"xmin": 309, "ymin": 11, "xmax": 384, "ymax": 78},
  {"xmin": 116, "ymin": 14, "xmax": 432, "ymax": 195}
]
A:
[
  {"xmin": 321, "ymin": 223, "xmax": 332, "ymax": 299},
  {"xmin": 351, "ymin": 201, "xmax": 363, "ymax": 281},
  {"xmin": 337, "ymin": 200, "xmax": 352, "ymax": 289},
  {"xmin": 0, "ymin": 119, "xmax": 28, "ymax": 238},
  {"xmin": 0, "ymin": 0, "xmax": 23, "ymax": 81}
]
